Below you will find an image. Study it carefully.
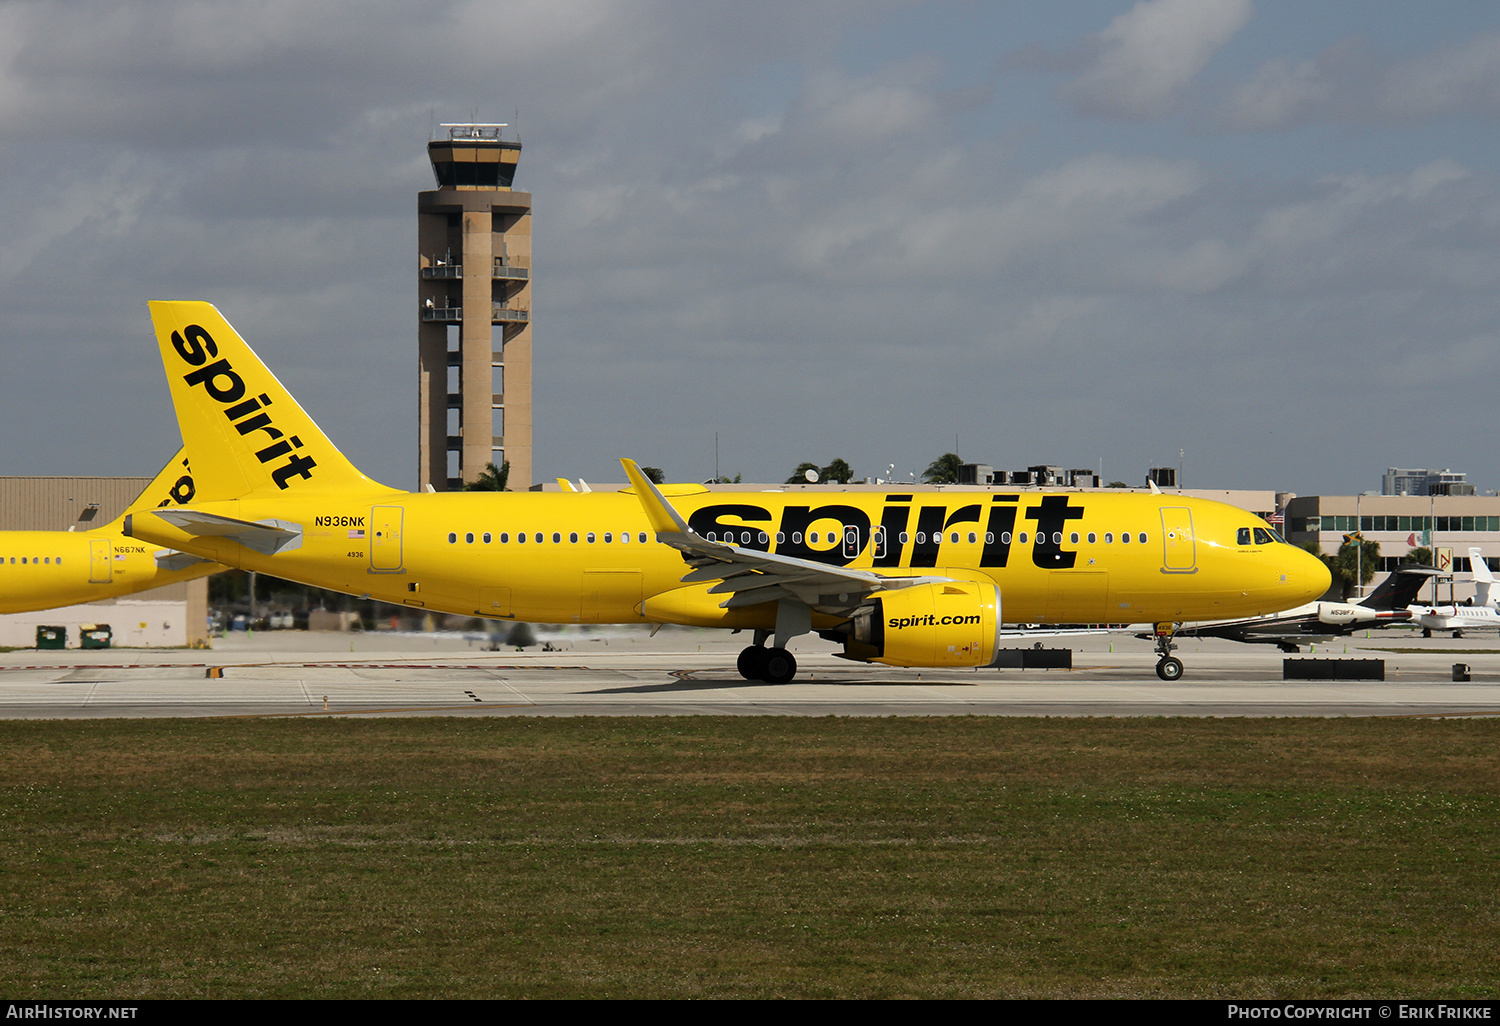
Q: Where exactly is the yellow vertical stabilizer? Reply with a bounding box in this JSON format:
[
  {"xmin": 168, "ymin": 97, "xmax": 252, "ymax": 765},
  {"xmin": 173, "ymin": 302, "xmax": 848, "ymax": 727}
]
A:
[
  {"xmin": 101, "ymin": 447, "xmax": 198, "ymax": 529},
  {"xmin": 147, "ymin": 301, "xmax": 398, "ymax": 501}
]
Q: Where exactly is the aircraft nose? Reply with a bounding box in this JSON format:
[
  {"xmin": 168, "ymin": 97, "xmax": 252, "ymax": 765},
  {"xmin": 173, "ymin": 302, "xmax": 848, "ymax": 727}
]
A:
[{"xmin": 1287, "ymin": 544, "xmax": 1332, "ymax": 603}]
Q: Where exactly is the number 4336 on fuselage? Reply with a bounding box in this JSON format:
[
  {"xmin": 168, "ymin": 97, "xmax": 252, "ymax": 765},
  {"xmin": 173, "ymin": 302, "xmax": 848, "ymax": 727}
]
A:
[{"xmin": 124, "ymin": 301, "xmax": 1330, "ymax": 682}]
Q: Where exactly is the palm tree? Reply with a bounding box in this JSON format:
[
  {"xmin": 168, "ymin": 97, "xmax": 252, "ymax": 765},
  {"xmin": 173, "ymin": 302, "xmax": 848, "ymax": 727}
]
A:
[
  {"xmin": 820, "ymin": 458, "xmax": 852, "ymax": 484},
  {"xmin": 1307, "ymin": 536, "xmax": 1380, "ymax": 600},
  {"xmin": 922, "ymin": 453, "xmax": 962, "ymax": 484},
  {"xmin": 464, "ymin": 461, "xmax": 509, "ymax": 491}
]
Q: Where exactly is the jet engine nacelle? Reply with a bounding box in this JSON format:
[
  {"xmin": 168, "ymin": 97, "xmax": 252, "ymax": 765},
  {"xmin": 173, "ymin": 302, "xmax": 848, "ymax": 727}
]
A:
[
  {"xmin": 1315, "ymin": 602, "xmax": 1379, "ymax": 626},
  {"xmin": 841, "ymin": 581, "xmax": 1001, "ymax": 668}
]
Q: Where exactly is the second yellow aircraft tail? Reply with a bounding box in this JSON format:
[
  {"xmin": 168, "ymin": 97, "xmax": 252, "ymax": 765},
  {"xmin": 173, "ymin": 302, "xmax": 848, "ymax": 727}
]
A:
[
  {"xmin": 99, "ymin": 448, "xmax": 200, "ymax": 531},
  {"xmin": 147, "ymin": 301, "xmax": 397, "ymax": 501}
]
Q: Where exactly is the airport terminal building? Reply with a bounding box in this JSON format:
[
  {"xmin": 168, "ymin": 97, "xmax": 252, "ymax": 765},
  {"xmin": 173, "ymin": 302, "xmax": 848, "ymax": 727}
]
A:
[{"xmin": 1284, "ymin": 492, "xmax": 1500, "ymax": 599}]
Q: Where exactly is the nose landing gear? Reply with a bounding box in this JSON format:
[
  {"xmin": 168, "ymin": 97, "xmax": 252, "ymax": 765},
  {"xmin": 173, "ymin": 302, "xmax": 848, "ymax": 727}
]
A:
[{"xmin": 1154, "ymin": 622, "xmax": 1184, "ymax": 681}]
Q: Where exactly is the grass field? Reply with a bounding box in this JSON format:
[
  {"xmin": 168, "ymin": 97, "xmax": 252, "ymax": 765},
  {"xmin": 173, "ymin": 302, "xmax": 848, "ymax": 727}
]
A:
[{"xmin": 0, "ymin": 716, "xmax": 1496, "ymax": 999}]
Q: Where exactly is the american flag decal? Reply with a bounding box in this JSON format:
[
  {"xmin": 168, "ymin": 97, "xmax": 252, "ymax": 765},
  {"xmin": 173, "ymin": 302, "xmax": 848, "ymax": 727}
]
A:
[{"xmin": 348, "ymin": 529, "xmax": 365, "ymax": 539}]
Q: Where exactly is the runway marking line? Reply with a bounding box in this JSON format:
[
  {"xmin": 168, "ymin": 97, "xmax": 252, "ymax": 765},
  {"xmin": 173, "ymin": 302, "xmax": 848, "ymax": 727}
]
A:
[{"xmin": 201, "ymin": 702, "xmax": 539, "ymax": 719}]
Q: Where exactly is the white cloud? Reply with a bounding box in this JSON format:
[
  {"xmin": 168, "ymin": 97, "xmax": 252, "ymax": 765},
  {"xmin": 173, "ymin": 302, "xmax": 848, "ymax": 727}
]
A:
[
  {"xmin": 796, "ymin": 65, "xmax": 943, "ymax": 146},
  {"xmin": 1062, "ymin": 0, "xmax": 1253, "ymax": 118},
  {"xmin": 1217, "ymin": 31, "xmax": 1500, "ymax": 131},
  {"xmin": 1380, "ymin": 33, "xmax": 1500, "ymax": 121},
  {"xmin": 1217, "ymin": 57, "xmax": 1329, "ymax": 130}
]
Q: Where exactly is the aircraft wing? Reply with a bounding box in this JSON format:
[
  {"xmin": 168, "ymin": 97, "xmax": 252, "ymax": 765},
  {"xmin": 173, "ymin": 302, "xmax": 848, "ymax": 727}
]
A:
[
  {"xmin": 151, "ymin": 509, "xmax": 304, "ymax": 556},
  {"xmin": 620, "ymin": 459, "xmax": 951, "ymax": 611}
]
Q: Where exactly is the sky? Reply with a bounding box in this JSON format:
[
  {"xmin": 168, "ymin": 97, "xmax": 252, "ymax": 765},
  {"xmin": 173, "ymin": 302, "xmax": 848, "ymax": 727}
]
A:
[{"xmin": 1, "ymin": 0, "xmax": 1499, "ymax": 496}]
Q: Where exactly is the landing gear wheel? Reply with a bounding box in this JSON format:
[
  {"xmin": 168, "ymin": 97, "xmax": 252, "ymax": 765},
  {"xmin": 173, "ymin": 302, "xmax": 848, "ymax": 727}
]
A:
[
  {"xmin": 1453, "ymin": 630, "xmax": 1465, "ymax": 639},
  {"xmin": 1151, "ymin": 622, "xmax": 1183, "ymax": 681},
  {"xmin": 737, "ymin": 646, "xmax": 767, "ymax": 681},
  {"xmin": 761, "ymin": 647, "xmax": 797, "ymax": 684},
  {"xmin": 1423, "ymin": 628, "xmax": 1433, "ymax": 639}
]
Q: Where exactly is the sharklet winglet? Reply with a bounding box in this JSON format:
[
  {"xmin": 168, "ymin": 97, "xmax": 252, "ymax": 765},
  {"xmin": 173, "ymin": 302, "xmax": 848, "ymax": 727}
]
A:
[{"xmin": 620, "ymin": 459, "xmax": 693, "ymax": 537}]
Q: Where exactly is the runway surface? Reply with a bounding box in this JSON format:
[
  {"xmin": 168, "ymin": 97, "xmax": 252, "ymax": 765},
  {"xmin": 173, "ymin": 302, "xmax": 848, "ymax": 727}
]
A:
[{"xmin": 3, "ymin": 628, "xmax": 1500, "ymax": 718}]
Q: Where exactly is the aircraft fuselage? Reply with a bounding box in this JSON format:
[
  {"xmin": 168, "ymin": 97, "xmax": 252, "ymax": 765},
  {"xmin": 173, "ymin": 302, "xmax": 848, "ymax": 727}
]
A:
[{"xmin": 127, "ymin": 487, "xmax": 1325, "ymax": 629}]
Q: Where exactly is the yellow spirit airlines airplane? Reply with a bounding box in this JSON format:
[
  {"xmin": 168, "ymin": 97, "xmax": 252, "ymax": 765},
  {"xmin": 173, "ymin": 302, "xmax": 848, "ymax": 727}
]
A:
[
  {"xmin": 125, "ymin": 302, "xmax": 1331, "ymax": 681},
  {"xmin": 0, "ymin": 449, "xmax": 221, "ymax": 614}
]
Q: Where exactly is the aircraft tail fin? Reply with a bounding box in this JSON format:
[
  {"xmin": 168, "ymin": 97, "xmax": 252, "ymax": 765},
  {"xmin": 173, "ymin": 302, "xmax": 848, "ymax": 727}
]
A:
[
  {"xmin": 98, "ymin": 447, "xmax": 200, "ymax": 531},
  {"xmin": 1360, "ymin": 565, "xmax": 1442, "ymax": 610},
  {"xmin": 1469, "ymin": 547, "xmax": 1493, "ymax": 606},
  {"xmin": 148, "ymin": 302, "xmax": 397, "ymax": 501}
]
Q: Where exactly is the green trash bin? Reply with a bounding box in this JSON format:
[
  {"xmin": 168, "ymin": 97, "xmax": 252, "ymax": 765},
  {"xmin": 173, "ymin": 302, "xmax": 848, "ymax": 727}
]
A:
[
  {"xmin": 35, "ymin": 626, "xmax": 66, "ymax": 650},
  {"xmin": 79, "ymin": 624, "xmax": 112, "ymax": 650}
]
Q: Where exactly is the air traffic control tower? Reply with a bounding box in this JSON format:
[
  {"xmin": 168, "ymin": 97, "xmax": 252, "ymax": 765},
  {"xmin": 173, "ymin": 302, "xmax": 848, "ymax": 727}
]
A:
[{"xmin": 418, "ymin": 123, "xmax": 532, "ymax": 490}]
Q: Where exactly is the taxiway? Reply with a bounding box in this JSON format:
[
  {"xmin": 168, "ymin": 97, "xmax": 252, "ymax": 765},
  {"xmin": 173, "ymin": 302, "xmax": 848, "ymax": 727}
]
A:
[{"xmin": 2, "ymin": 629, "xmax": 1497, "ymax": 718}]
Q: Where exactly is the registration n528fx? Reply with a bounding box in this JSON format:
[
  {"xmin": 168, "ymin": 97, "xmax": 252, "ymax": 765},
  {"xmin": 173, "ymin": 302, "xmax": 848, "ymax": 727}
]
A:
[{"xmin": 125, "ymin": 302, "xmax": 1330, "ymax": 682}]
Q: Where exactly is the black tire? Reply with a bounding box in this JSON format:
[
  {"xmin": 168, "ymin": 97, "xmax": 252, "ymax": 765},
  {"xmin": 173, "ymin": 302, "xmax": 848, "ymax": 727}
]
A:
[
  {"xmin": 761, "ymin": 648, "xmax": 797, "ymax": 684},
  {"xmin": 737, "ymin": 647, "xmax": 766, "ymax": 680},
  {"xmin": 1156, "ymin": 656, "xmax": 1184, "ymax": 681}
]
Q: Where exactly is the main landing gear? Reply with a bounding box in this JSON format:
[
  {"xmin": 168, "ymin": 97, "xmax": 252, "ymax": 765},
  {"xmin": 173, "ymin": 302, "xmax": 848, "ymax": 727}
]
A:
[
  {"xmin": 737, "ymin": 644, "xmax": 797, "ymax": 684},
  {"xmin": 1153, "ymin": 622, "xmax": 1184, "ymax": 681}
]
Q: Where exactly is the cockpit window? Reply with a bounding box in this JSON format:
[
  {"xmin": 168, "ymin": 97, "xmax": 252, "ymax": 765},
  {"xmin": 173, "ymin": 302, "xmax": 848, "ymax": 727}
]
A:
[
  {"xmin": 1237, "ymin": 528, "xmax": 1252, "ymax": 546},
  {"xmin": 1253, "ymin": 527, "xmax": 1277, "ymax": 545}
]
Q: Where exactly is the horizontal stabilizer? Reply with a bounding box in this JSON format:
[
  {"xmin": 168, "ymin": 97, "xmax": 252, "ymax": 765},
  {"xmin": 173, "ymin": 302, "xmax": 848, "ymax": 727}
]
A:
[
  {"xmin": 153, "ymin": 508, "xmax": 303, "ymax": 556},
  {"xmin": 154, "ymin": 550, "xmax": 214, "ymax": 572}
]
